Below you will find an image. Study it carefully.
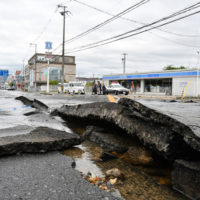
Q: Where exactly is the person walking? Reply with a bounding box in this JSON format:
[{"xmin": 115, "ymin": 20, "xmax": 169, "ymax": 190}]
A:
[
  {"xmin": 102, "ymin": 84, "xmax": 106, "ymax": 95},
  {"xmin": 97, "ymin": 81, "xmax": 102, "ymax": 95},
  {"xmin": 92, "ymin": 81, "xmax": 97, "ymax": 95},
  {"xmin": 92, "ymin": 81, "xmax": 95, "ymax": 95}
]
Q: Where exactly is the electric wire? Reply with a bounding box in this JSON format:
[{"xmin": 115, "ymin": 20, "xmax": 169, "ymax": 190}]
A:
[
  {"xmin": 52, "ymin": 0, "xmax": 151, "ymax": 51},
  {"xmin": 73, "ymin": 0, "xmax": 200, "ymax": 38},
  {"xmin": 65, "ymin": 0, "xmax": 150, "ymax": 44},
  {"xmin": 148, "ymin": 31, "xmax": 200, "ymax": 48},
  {"xmin": 32, "ymin": 7, "xmax": 58, "ymax": 43},
  {"xmin": 22, "ymin": 7, "xmax": 59, "ymax": 64},
  {"xmin": 65, "ymin": 3, "xmax": 200, "ymax": 53},
  {"xmin": 68, "ymin": 11, "xmax": 200, "ymax": 53}
]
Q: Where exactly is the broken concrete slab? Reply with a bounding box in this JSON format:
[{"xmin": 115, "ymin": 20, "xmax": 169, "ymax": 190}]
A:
[
  {"xmin": 53, "ymin": 98, "xmax": 200, "ymax": 161},
  {"xmin": 32, "ymin": 98, "xmax": 49, "ymax": 111},
  {"xmin": 118, "ymin": 98, "xmax": 200, "ymax": 154},
  {"xmin": 15, "ymin": 96, "xmax": 33, "ymax": 106},
  {"xmin": 82, "ymin": 126, "xmax": 154, "ymax": 165},
  {"xmin": 15, "ymin": 96, "xmax": 49, "ymax": 112},
  {"xmin": 172, "ymin": 160, "xmax": 200, "ymax": 200},
  {"xmin": 82, "ymin": 126, "xmax": 132, "ymax": 153},
  {"xmin": 0, "ymin": 125, "xmax": 34, "ymax": 137},
  {"xmin": 0, "ymin": 127, "xmax": 81, "ymax": 156}
]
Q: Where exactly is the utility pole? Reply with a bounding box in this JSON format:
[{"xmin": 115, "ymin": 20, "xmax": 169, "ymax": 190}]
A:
[
  {"xmin": 30, "ymin": 43, "xmax": 37, "ymax": 89},
  {"xmin": 47, "ymin": 59, "xmax": 50, "ymax": 93},
  {"xmin": 58, "ymin": 4, "xmax": 69, "ymax": 85},
  {"xmin": 22, "ymin": 59, "xmax": 25, "ymax": 88},
  {"xmin": 122, "ymin": 53, "xmax": 127, "ymax": 74},
  {"xmin": 197, "ymin": 51, "xmax": 200, "ymax": 97}
]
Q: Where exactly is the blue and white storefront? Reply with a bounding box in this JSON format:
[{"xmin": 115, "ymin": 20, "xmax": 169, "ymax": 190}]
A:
[{"xmin": 103, "ymin": 70, "xmax": 200, "ymax": 97}]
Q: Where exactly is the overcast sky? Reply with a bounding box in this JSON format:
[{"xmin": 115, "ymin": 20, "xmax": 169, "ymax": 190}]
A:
[{"xmin": 0, "ymin": 0, "xmax": 200, "ymax": 77}]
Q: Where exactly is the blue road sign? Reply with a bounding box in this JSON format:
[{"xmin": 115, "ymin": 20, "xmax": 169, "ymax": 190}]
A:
[
  {"xmin": 45, "ymin": 41, "xmax": 52, "ymax": 50},
  {"xmin": 0, "ymin": 70, "xmax": 9, "ymax": 77}
]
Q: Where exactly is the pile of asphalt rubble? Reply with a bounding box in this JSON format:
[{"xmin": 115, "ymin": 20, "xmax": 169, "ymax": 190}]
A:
[{"xmin": 1, "ymin": 96, "xmax": 199, "ymax": 200}]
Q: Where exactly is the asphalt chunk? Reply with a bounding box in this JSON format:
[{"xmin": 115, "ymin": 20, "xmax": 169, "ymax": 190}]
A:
[{"xmin": 0, "ymin": 127, "xmax": 81, "ymax": 156}]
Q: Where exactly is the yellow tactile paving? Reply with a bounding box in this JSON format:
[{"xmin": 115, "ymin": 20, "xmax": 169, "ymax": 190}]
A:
[{"xmin": 107, "ymin": 95, "xmax": 117, "ymax": 103}]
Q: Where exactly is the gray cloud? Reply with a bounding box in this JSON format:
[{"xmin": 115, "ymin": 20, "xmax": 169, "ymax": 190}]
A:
[{"xmin": 0, "ymin": 0, "xmax": 200, "ymax": 77}]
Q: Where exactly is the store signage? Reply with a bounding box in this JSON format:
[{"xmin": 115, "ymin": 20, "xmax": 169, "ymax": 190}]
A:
[
  {"xmin": 45, "ymin": 41, "xmax": 52, "ymax": 50},
  {"xmin": 37, "ymin": 55, "xmax": 53, "ymax": 62}
]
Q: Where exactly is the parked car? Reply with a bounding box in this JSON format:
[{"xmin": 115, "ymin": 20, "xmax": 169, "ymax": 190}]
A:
[
  {"xmin": 58, "ymin": 82, "xmax": 85, "ymax": 94},
  {"xmin": 105, "ymin": 84, "xmax": 129, "ymax": 95}
]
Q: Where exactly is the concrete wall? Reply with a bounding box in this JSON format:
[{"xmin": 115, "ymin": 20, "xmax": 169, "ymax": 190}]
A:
[{"xmin": 172, "ymin": 77, "xmax": 200, "ymax": 97}]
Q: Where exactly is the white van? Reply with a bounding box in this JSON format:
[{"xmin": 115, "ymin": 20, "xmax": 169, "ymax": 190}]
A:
[
  {"xmin": 58, "ymin": 83, "xmax": 70, "ymax": 93},
  {"xmin": 68, "ymin": 82, "xmax": 85, "ymax": 94},
  {"xmin": 58, "ymin": 82, "xmax": 85, "ymax": 94}
]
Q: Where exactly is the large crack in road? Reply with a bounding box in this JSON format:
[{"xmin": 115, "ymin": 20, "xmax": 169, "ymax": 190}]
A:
[{"xmin": 0, "ymin": 91, "xmax": 200, "ymax": 200}]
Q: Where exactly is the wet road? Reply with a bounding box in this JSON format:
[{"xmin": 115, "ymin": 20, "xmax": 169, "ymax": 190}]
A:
[
  {"xmin": 0, "ymin": 90, "xmax": 120, "ymax": 200},
  {"xmin": 0, "ymin": 90, "xmax": 78, "ymax": 137},
  {"xmin": 0, "ymin": 90, "xmax": 199, "ymax": 200}
]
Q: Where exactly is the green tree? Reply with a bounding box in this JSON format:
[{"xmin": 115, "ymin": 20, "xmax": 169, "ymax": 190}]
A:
[
  {"xmin": 163, "ymin": 65, "xmax": 187, "ymax": 70},
  {"xmin": 179, "ymin": 66, "xmax": 186, "ymax": 70},
  {"xmin": 85, "ymin": 81, "xmax": 93, "ymax": 87},
  {"xmin": 49, "ymin": 80, "xmax": 58, "ymax": 85},
  {"xmin": 9, "ymin": 81, "xmax": 14, "ymax": 87}
]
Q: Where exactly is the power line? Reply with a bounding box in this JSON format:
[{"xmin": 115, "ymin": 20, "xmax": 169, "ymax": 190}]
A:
[
  {"xmin": 32, "ymin": 7, "xmax": 58, "ymax": 43},
  {"xmin": 66, "ymin": 3, "xmax": 200, "ymax": 53},
  {"xmin": 68, "ymin": 2, "xmax": 200, "ymax": 50},
  {"xmin": 52, "ymin": 0, "xmax": 150, "ymax": 52},
  {"xmin": 66, "ymin": 0, "xmax": 150, "ymax": 44},
  {"xmin": 68, "ymin": 11, "xmax": 200, "ymax": 53},
  {"xmin": 22, "ymin": 7, "xmax": 58, "ymax": 64},
  {"xmin": 73, "ymin": 0, "xmax": 200, "ymax": 38},
  {"xmin": 148, "ymin": 31, "xmax": 200, "ymax": 48}
]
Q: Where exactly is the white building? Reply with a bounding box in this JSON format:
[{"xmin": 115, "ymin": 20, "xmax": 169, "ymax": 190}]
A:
[{"xmin": 103, "ymin": 69, "xmax": 200, "ymax": 97}]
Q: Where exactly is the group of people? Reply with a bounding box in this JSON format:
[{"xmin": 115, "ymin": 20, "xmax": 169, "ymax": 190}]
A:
[{"xmin": 92, "ymin": 81, "xmax": 106, "ymax": 95}]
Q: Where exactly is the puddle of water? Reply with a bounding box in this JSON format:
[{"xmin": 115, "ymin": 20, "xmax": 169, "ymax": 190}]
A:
[
  {"xmin": 0, "ymin": 91, "xmax": 74, "ymax": 136},
  {"xmin": 62, "ymin": 140, "xmax": 187, "ymax": 200},
  {"xmin": 61, "ymin": 123, "xmax": 188, "ymax": 200},
  {"xmin": 62, "ymin": 143, "xmax": 104, "ymax": 177}
]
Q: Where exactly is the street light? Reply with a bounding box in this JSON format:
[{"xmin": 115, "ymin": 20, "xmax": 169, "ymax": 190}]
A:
[
  {"xmin": 30, "ymin": 43, "xmax": 37, "ymax": 89},
  {"xmin": 122, "ymin": 53, "xmax": 127, "ymax": 74},
  {"xmin": 22, "ymin": 59, "xmax": 25, "ymax": 88}
]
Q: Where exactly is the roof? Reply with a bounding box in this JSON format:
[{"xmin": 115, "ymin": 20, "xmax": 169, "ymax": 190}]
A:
[
  {"xmin": 103, "ymin": 69, "xmax": 200, "ymax": 80},
  {"xmin": 15, "ymin": 70, "xmax": 21, "ymax": 75},
  {"xmin": 28, "ymin": 53, "xmax": 76, "ymax": 65}
]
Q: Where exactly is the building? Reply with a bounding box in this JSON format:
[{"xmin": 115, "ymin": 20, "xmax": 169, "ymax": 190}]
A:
[
  {"xmin": 0, "ymin": 69, "xmax": 9, "ymax": 88},
  {"xmin": 25, "ymin": 53, "xmax": 76, "ymax": 91},
  {"xmin": 15, "ymin": 70, "xmax": 24, "ymax": 89},
  {"xmin": 103, "ymin": 69, "xmax": 200, "ymax": 97},
  {"xmin": 76, "ymin": 77, "xmax": 102, "ymax": 82}
]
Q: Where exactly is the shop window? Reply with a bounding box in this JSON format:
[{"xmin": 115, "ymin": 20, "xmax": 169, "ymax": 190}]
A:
[{"xmin": 145, "ymin": 79, "xmax": 172, "ymax": 94}]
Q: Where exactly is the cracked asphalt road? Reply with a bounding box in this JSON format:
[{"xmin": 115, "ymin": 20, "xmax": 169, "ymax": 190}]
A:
[{"xmin": 0, "ymin": 152, "xmax": 121, "ymax": 200}]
